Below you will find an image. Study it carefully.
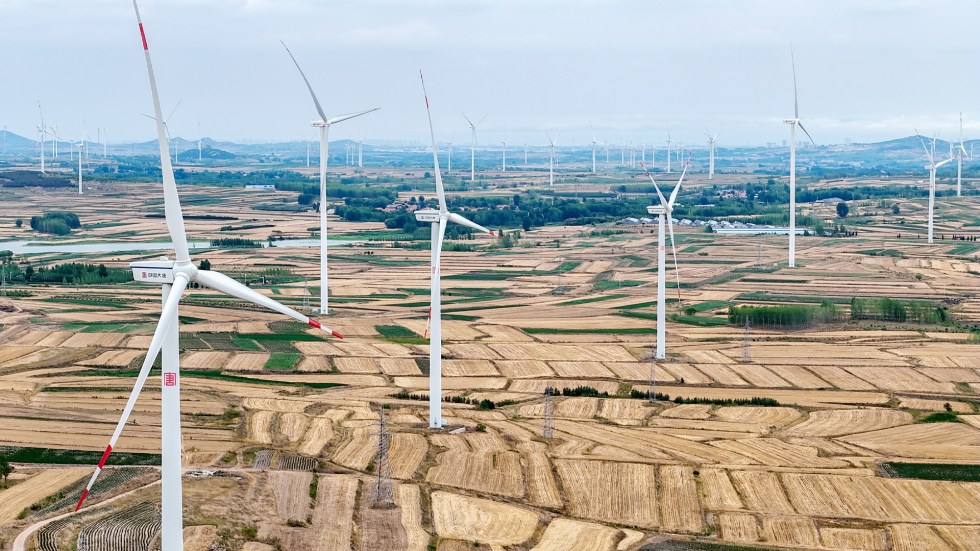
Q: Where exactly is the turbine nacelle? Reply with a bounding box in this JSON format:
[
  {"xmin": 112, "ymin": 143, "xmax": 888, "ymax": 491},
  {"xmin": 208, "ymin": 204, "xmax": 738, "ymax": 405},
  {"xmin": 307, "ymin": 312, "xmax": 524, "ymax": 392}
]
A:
[{"xmin": 647, "ymin": 205, "xmax": 667, "ymax": 216}]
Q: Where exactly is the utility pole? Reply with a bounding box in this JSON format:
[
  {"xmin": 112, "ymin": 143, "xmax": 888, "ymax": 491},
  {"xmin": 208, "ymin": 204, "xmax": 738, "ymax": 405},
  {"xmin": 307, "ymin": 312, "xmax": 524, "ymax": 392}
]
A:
[
  {"xmin": 372, "ymin": 405, "xmax": 394, "ymax": 508},
  {"xmin": 542, "ymin": 387, "xmax": 554, "ymax": 439},
  {"xmin": 743, "ymin": 317, "xmax": 751, "ymax": 362}
]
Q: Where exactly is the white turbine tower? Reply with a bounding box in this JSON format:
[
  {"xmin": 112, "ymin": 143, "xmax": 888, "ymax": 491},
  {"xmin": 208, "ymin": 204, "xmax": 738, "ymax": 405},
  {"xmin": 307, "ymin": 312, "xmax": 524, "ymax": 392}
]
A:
[
  {"xmin": 358, "ymin": 137, "xmax": 364, "ymax": 167},
  {"xmin": 501, "ymin": 141, "xmax": 507, "ymax": 172},
  {"xmin": 75, "ymin": 7, "xmax": 344, "ymax": 551},
  {"xmin": 590, "ymin": 126, "xmax": 599, "ymax": 173},
  {"xmin": 418, "ymin": 73, "xmax": 499, "ymax": 428},
  {"xmin": 463, "ymin": 113, "xmax": 486, "ymax": 182},
  {"xmin": 956, "ymin": 113, "xmax": 969, "ymax": 197},
  {"xmin": 37, "ymin": 102, "xmax": 50, "ymax": 174},
  {"xmin": 77, "ymin": 142, "xmax": 83, "ymax": 194},
  {"xmin": 706, "ymin": 129, "xmax": 719, "ymax": 179},
  {"xmin": 783, "ymin": 47, "xmax": 814, "ymax": 268},
  {"xmin": 547, "ymin": 132, "xmax": 559, "ymax": 186},
  {"xmin": 446, "ymin": 134, "xmax": 454, "ymax": 171},
  {"xmin": 282, "ymin": 41, "xmax": 378, "ymax": 315},
  {"xmin": 641, "ymin": 161, "xmax": 686, "ymax": 360},
  {"xmin": 665, "ymin": 124, "xmax": 672, "ymax": 173},
  {"xmin": 915, "ymin": 130, "xmax": 954, "ymax": 244}
]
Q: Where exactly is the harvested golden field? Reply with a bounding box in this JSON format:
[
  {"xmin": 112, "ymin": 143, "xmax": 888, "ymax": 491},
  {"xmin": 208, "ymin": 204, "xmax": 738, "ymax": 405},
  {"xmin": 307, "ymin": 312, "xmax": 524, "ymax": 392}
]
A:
[
  {"xmin": 716, "ymin": 513, "xmax": 760, "ymax": 543},
  {"xmin": 556, "ymin": 459, "xmax": 659, "ymax": 528},
  {"xmin": 426, "ymin": 451, "xmax": 524, "ymax": 497},
  {"xmin": 700, "ymin": 468, "xmax": 744, "ymax": 510},
  {"xmin": 819, "ymin": 527, "xmax": 886, "ymax": 550},
  {"xmin": 840, "ymin": 423, "xmax": 980, "ymax": 460},
  {"xmin": 714, "ymin": 406, "xmax": 801, "ymax": 427},
  {"xmin": 889, "ymin": 523, "xmax": 951, "ymax": 551},
  {"xmin": 0, "ymin": 468, "xmax": 87, "ymax": 523},
  {"xmin": 267, "ymin": 471, "xmax": 312, "ymax": 523},
  {"xmin": 531, "ymin": 518, "xmax": 622, "ymax": 551},
  {"xmin": 519, "ymin": 442, "xmax": 563, "ymax": 508},
  {"xmin": 306, "ymin": 475, "xmax": 357, "ymax": 551},
  {"xmin": 389, "ymin": 433, "xmax": 427, "ymax": 479},
  {"xmin": 658, "ymin": 465, "xmax": 703, "ymax": 533},
  {"xmin": 730, "ymin": 470, "xmax": 796, "ymax": 514},
  {"xmin": 396, "ymin": 484, "xmax": 430, "ymax": 551},
  {"xmin": 760, "ymin": 516, "xmax": 820, "ymax": 548},
  {"xmin": 431, "ymin": 491, "xmax": 538, "ymax": 546}
]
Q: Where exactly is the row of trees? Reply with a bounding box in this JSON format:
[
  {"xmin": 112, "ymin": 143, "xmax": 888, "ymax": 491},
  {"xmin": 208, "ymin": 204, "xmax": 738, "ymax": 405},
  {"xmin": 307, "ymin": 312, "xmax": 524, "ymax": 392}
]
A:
[
  {"xmin": 850, "ymin": 297, "xmax": 948, "ymax": 323},
  {"xmin": 1, "ymin": 261, "xmax": 132, "ymax": 285},
  {"xmin": 728, "ymin": 302, "xmax": 842, "ymax": 327}
]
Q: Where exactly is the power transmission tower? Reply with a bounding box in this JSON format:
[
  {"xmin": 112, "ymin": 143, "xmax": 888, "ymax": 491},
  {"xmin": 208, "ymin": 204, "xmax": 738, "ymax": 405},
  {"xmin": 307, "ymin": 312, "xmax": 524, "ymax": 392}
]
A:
[
  {"xmin": 742, "ymin": 317, "xmax": 751, "ymax": 362},
  {"xmin": 302, "ymin": 278, "xmax": 309, "ymax": 312},
  {"xmin": 542, "ymin": 387, "xmax": 554, "ymax": 439},
  {"xmin": 372, "ymin": 405, "xmax": 394, "ymax": 508},
  {"xmin": 648, "ymin": 361, "xmax": 657, "ymax": 402}
]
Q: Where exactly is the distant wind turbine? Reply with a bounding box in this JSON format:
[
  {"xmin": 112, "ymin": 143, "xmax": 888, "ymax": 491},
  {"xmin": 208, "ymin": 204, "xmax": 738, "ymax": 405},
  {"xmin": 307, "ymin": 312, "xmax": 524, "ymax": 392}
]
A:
[
  {"xmin": 590, "ymin": 125, "xmax": 599, "ymax": 173},
  {"xmin": 706, "ymin": 129, "xmax": 720, "ymax": 179},
  {"xmin": 501, "ymin": 141, "xmax": 507, "ymax": 172},
  {"xmin": 783, "ymin": 46, "xmax": 815, "ymax": 268},
  {"xmin": 547, "ymin": 132, "xmax": 560, "ymax": 186},
  {"xmin": 915, "ymin": 129, "xmax": 954, "ymax": 244},
  {"xmin": 956, "ymin": 113, "xmax": 969, "ymax": 197},
  {"xmin": 463, "ymin": 113, "xmax": 486, "ymax": 182},
  {"xmin": 282, "ymin": 41, "xmax": 379, "ymax": 315},
  {"xmin": 665, "ymin": 124, "xmax": 672, "ymax": 173}
]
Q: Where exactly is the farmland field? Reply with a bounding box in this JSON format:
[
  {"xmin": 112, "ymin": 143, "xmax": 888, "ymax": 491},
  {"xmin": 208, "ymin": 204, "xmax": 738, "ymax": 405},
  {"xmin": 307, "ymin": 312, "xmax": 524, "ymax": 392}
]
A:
[{"xmin": 2, "ymin": 180, "xmax": 980, "ymax": 550}]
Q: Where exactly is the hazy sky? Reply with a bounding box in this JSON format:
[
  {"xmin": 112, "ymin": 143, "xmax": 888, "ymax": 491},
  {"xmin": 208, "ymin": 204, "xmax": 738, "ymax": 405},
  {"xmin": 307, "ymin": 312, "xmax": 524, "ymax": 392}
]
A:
[{"xmin": 2, "ymin": 0, "xmax": 978, "ymax": 147}]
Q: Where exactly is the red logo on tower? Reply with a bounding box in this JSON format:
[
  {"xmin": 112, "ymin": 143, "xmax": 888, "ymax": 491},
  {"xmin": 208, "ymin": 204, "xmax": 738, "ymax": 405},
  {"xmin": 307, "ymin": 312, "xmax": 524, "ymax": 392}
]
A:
[{"xmin": 164, "ymin": 372, "xmax": 177, "ymax": 387}]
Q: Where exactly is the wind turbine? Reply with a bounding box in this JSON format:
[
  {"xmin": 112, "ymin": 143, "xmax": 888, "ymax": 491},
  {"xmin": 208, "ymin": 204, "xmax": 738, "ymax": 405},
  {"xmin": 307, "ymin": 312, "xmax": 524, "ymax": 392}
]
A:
[
  {"xmin": 665, "ymin": 124, "xmax": 672, "ymax": 173},
  {"xmin": 641, "ymin": 161, "xmax": 686, "ymax": 360},
  {"xmin": 783, "ymin": 46, "xmax": 814, "ymax": 268},
  {"xmin": 501, "ymin": 141, "xmax": 507, "ymax": 172},
  {"xmin": 282, "ymin": 41, "xmax": 379, "ymax": 315},
  {"xmin": 915, "ymin": 130, "xmax": 954, "ymax": 244},
  {"xmin": 418, "ymin": 73, "xmax": 499, "ymax": 428},
  {"xmin": 76, "ymin": 142, "xmax": 84, "ymax": 194},
  {"xmin": 358, "ymin": 137, "xmax": 364, "ymax": 167},
  {"xmin": 463, "ymin": 113, "xmax": 486, "ymax": 182},
  {"xmin": 706, "ymin": 129, "xmax": 720, "ymax": 179},
  {"xmin": 547, "ymin": 132, "xmax": 559, "ymax": 186},
  {"xmin": 37, "ymin": 102, "xmax": 50, "ymax": 173},
  {"xmin": 75, "ymin": 7, "xmax": 343, "ymax": 551},
  {"xmin": 956, "ymin": 113, "xmax": 969, "ymax": 197},
  {"xmin": 446, "ymin": 134, "xmax": 454, "ymax": 171},
  {"xmin": 590, "ymin": 125, "xmax": 599, "ymax": 173},
  {"xmin": 197, "ymin": 119, "xmax": 202, "ymax": 162}
]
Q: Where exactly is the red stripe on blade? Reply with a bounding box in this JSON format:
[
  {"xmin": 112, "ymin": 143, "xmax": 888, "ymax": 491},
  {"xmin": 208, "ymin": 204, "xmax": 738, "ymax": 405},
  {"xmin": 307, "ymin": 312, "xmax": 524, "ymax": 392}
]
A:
[
  {"xmin": 97, "ymin": 445, "xmax": 112, "ymax": 468},
  {"xmin": 308, "ymin": 319, "xmax": 321, "ymax": 329},
  {"xmin": 139, "ymin": 23, "xmax": 148, "ymax": 50},
  {"xmin": 331, "ymin": 331, "xmax": 344, "ymax": 339},
  {"xmin": 75, "ymin": 489, "xmax": 89, "ymax": 511}
]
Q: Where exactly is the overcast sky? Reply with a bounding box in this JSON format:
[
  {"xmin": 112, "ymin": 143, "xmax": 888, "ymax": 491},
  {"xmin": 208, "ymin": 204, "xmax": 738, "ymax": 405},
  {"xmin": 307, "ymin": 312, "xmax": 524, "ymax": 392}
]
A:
[{"xmin": 1, "ymin": 0, "xmax": 978, "ymax": 147}]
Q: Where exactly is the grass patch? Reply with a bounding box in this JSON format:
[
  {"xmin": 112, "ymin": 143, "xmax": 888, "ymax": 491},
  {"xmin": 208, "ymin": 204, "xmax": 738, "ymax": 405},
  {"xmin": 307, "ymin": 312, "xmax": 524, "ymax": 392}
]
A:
[
  {"xmin": 593, "ymin": 280, "xmax": 644, "ymax": 291},
  {"xmin": 918, "ymin": 412, "xmax": 959, "ymax": 423},
  {"xmin": 688, "ymin": 300, "xmax": 732, "ymax": 313},
  {"xmin": 0, "ymin": 446, "xmax": 160, "ymax": 465},
  {"xmin": 670, "ymin": 314, "xmax": 729, "ymax": 327},
  {"xmin": 264, "ymin": 353, "xmax": 300, "ymax": 371},
  {"xmin": 375, "ymin": 325, "xmax": 420, "ymax": 339},
  {"xmin": 522, "ymin": 327, "xmax": 657, "ymax": 335},
  {"xmin": 232, "ymin": 336, "xmax": 264, "ymax": 351},
  {"xmin": 882, "ymin": 462, "xmax": 980, "ymax": 482},
  {"xmin": 734, "ymin": 292, "xmax": 852, "ymax": 305},
  {"xmin": 78, "ymin": 368, "xmax": 342, "ymax": 389},
  {"xmin": 619, "ymin": 311, "xmax": 657, "ymax": 321},
  {"xmin": 556, "ymin": 294, "xmax": 629, "ymax": 306},
  {"xmin": 39, "ymin": 386, "xmax": 132, "ymax": 393},
  {"xmin": 856, "ymin": 248, "xmax": 905, "ymax": 258}
]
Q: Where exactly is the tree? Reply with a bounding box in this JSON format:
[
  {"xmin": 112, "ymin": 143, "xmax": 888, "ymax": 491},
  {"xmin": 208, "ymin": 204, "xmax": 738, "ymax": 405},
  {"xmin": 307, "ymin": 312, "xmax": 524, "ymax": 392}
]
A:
[
  {"xmin": 836, "ymin": 201, "xmax": 849, "ymax": 218},
  {"xmin": 14, "ymin": 219, "xmax": 22, "ymax": 228},
  {"xmin": 199, "ymin": 259, "xmax": 211, "ymax": 271},
  {"xmin": 0, "ymin": 454, "xmax": 12, "ymax": 485},
  {"xmin": 892, "ymin": 204, "xmax": 901, "ymax": 215},
  {"xmin": 522, "ymin": 217, "xmax": 532, "ymax": 231},
  {"xmin": 97, "ymin": 264, "xmax": 109, "ymax": 278}
]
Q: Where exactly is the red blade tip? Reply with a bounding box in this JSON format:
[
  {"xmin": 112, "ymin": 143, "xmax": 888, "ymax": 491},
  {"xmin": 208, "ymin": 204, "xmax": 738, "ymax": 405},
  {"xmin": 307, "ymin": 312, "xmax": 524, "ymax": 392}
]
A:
[
  {"xmin": 308, "ymin": 319, "xmax": 321, "ymax": 329},
  {"xmin": 75, "ymin": 489, "xmax": 89, "ymax": 511},
  {"xmin": 331, "ymin": 330, "xmax": 344, "ymax": 339}
]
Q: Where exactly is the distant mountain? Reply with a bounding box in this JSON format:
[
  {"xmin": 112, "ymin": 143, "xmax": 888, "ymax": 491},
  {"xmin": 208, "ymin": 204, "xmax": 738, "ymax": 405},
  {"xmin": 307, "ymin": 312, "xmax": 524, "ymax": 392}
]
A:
[{"xmin": 0, "ymin": 131, "xmax": 38, "ymax": 149}]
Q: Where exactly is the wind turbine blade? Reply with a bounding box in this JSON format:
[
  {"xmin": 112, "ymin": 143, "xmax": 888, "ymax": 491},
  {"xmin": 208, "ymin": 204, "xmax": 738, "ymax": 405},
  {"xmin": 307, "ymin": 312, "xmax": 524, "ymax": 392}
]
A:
[
  {"xmin": 447, "ymin": 212, "xmax": 497, "ymax": 237},
  {"xmin": 936, "ymin": 158, "xmax": 954, "ymax": 168},
  {"xmin": 666, "ymin": 218, "xmax": 682, "ymax": 302},
  {"xmin": 791, "ymin": 44, "xmax": 799, "ymax": 119},
  {"xmin": 281, "ymin": 41, "xmax": 328, "ymax": 122},
  {"xmin": 797, "ymin": 122, "xmax": 815, "ymax": 147},
  {"xmin": 914, "ymin": 130, "xmax": 933, "ymax": 163},
  {"xmin": 327, "ymin": 107, "xmax": 380, "ymax": 126},
  {"xmin": 164, "ymin": 98, "xmax": 182, "ymax": 124},
  {"xmin": 668, "ymin": 164, "xmax": 686, "ymax": 208},
  {"xmin": 194, "ymin": 270, "xmax": 342, "ymax": 338},
  {"xmin": 476, "ymin": 115, "xmax": 487, "ymax": 127},
  {"xmin": 420, "ymin": 72, "xmax": 446, "ymax": 211},
  {"xmin": 462, "ymin": 112, "xmax": 474, "ymax": 127},
  {"xmin": 639, "ymin": 162, "xmax": 669, "ymax": 209},
  {"xmin": 132, "ymin": 0, "xmax": 191, "ymax": 263},
  {"xmin": 76, "ymin": 273, "xmax": 188, "ymax": 511}
]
